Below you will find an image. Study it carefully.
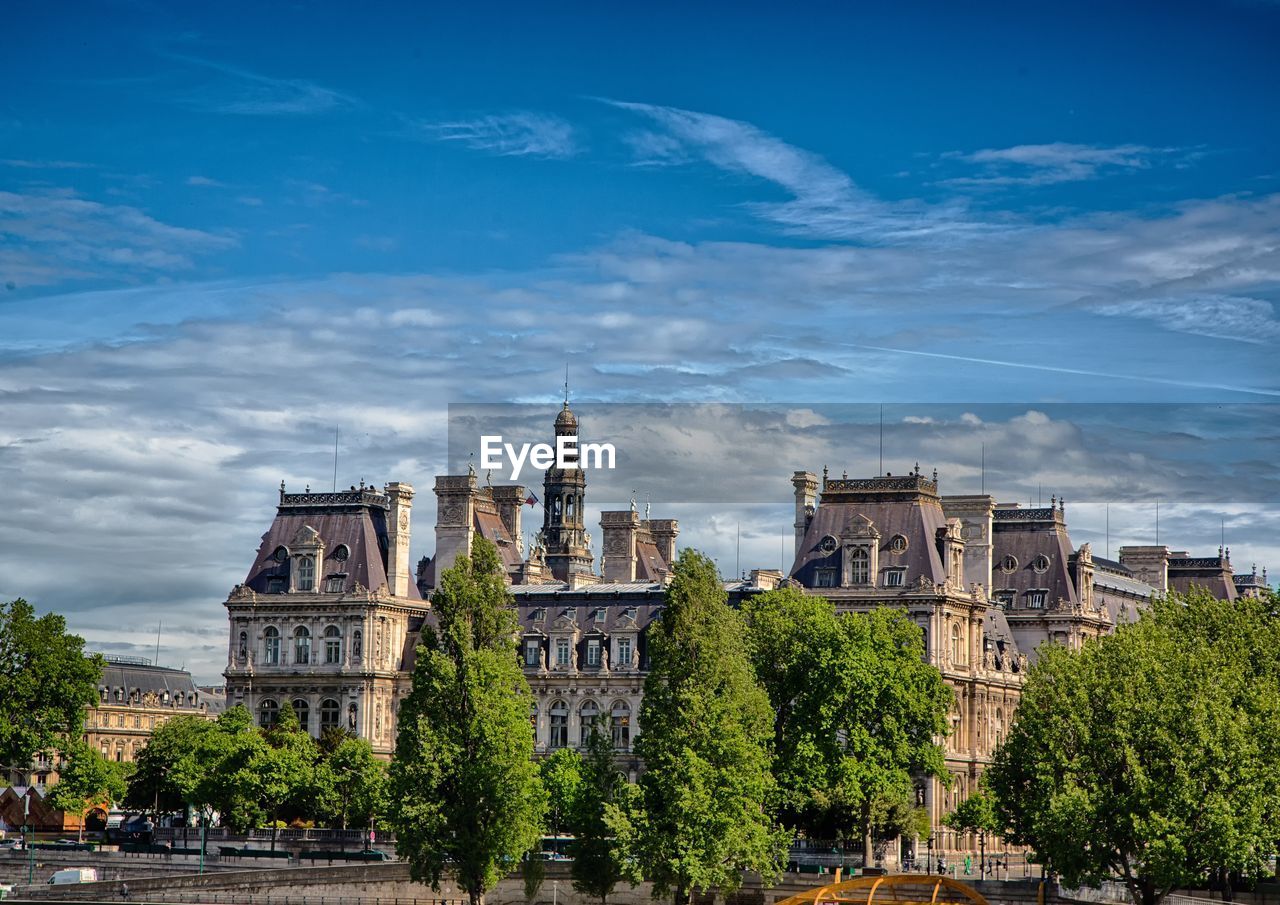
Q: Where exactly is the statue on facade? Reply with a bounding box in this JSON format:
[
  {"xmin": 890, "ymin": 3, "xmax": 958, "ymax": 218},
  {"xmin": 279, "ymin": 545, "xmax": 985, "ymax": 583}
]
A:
[{"xmin": 601, "ymin": 645, "xmax": 610, "ymax": 672}]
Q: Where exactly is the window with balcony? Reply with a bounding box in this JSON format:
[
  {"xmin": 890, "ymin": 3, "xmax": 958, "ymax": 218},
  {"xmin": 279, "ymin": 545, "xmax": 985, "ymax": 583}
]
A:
[
  {"xmin": 549, "ymin": 701, "xmax": 568, "ymax": 748},
  {"xmin": 616, "ymin": 636, "xmax": 632, "ymax": 667},
  {"xmin": 556, "ymin": 638, "xmax": 571, "ymax": 667},
  {"xmin": 611, "ymin": 700, "xmax": 631, "ymax": 750},
  {"xmin": 580, "ymin": 700, "xmax": 600, "ymax": 745},
  {"xmin": 259, "ymin": 699, "xmax": 279, "ymax": 729},
  {"xmin": 293, "ymin": 699, "xmax": 310, "ymax": 735},
  {"xmin": 324, "ymin": 625, "xmax": 342, "ymax": 664},
  {"xmin": 264, "ymin": 627, "xmax": 281, "ymax": 665},
  {"xmin": 320, "ymin": 698, "xmax": 341, "ymax": 733},
  {"xmin": 294, "ymin": 626, "xmax": 312, "ymax": 664},
  {"xmin": 587, "ymin": 639, "xmax": 601, "ymax": 667}
]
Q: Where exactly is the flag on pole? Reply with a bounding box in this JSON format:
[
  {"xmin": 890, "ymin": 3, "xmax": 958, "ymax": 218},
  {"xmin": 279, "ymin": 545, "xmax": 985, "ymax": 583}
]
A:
[{"xmin": 524, "ymin": 492, "xmax": 540, "ymax": 507}]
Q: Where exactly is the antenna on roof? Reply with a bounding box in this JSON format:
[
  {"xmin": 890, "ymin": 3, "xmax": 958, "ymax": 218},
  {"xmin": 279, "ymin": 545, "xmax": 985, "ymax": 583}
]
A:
[
  {"xmin": 980, "ymin": 443, "xmax": 985, "ymax": 495},
  {"xmin": 1155, "ymin": 498, "xmax": 1160, "ymax": 545},
  {"xmin": 564, "ymin": 364, "xmax": 570, "ymax": 406},
  {"xmin": 1106, "ymin": 503, "xmax": 1111, "ymax": 560},
  {"xmin": 333, "ymin": 426, "xmax": 339, "ymax": 492},
  {"xmin": 736, "ymin": 521, "xmax": 741, "ymax": 580},
  {"xmin": 154, "ymin": 621, "xmax": 161, "ymax": 668}
]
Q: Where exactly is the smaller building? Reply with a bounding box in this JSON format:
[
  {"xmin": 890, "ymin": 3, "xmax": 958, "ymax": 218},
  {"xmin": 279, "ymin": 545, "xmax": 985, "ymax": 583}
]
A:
[{"xmin": 86, "ymin": 656, "xmax": 218, "ymax": 765}]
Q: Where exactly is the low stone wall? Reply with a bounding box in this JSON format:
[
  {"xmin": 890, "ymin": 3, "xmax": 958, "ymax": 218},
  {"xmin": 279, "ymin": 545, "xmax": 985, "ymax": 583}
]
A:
[{"xmin": 0, "ymin": 850, "xmax": 258, "ymax": 887}]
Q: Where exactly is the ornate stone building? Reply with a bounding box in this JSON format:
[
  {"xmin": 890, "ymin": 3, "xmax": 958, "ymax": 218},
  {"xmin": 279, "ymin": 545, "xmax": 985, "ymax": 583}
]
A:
[{"xmin": 86, "ymin": 657, "xmax": 221, "ymax": 766}]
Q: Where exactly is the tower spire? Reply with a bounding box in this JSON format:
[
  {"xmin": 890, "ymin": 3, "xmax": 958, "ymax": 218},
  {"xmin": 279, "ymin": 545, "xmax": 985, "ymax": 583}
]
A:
[{"xmin": 564, "ymin": 363, "xmax": 569, "ymax": 407}]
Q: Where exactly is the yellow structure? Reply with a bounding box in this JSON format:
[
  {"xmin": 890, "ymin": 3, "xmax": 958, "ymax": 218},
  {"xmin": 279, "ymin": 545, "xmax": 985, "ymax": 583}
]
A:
[{"xmin": 775, "ymin": 874, "xmax": 993, "ymax": 905}]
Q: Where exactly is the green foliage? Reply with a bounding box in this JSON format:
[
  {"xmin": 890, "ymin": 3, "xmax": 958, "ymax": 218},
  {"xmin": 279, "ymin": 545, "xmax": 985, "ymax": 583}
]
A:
[
  {"xmin": 541, "ymin": 747, "xmax": 583, "ymax": 837},
  {"xmin": 986, "ymin": 589, "xmax": 1280, "ymax": 905},
  {"xmin": 253, "ymin": 701, "xmax": 320, "ymax": 848},
  {"xmin": 48, "ymin": 742, "xmax": 129, "ymax": 829},
  {"xmin": 388, "ymin": 537, "xmax": 546, "ymax": 905},
  {"xmin": 570, "ymin": 729, "xmax": 639, "ymax": 905},
  {"xmin": 944, "ymin": 788, "xmax": 1001, "ymax": 836},
  {"xmin": 522, "ymin": 855, "xmax": 546, "ymax": 901},
  {"xmin": 0, "ymin": 599, "xmax": 102, "ymax": 768},
  {"xmin": 632, "ymin": 549, "xmax": 787, "ymax": 905},
  {"xmin": 742, "ymin": 590, "xmax": 952, "ymax": 851},
  {"xmin": 314, "ymin": 735, "xmax": 388, "ymax": 829}
]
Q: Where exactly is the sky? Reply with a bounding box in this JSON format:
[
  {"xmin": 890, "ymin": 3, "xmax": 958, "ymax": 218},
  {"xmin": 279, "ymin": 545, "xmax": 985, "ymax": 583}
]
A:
[{"xmin": 1, "ymin": 0, "xmax": 1278, "ymax": 683}]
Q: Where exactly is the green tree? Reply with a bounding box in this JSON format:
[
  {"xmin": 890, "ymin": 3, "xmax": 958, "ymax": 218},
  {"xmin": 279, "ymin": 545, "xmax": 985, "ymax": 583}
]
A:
[
  {"xmin": 48, "ymin": 742, "xmax": 129, "ymax": 841},
  {"xmin": 742, "ymin": 590, "xmax": 952, "ymax": 859},
  {"xmin": 172, "ymin": 706, "xmax": 267, "ymax": 846},
  {"xmin": 986, "ymin": 589, "xmax": 1280, "ymax": 905},
  {"xmin": 541, "ymin": 747, "xmax": 583, "ymax": 839},
  {"xmin": 632, "ymin": 549, "xmax": 787, "ymax": 905},
  {"xmin": 125, "ymin": 714, "xmax": 211, "ymax": 818},
  {"xmin": 943, "ymin": 787, "xmax": 1000, "ymax": 837},
  {"xmin": 570, "ymin": 727, "xmax": 638, "ymax": 905},
  {"xmin": 253, "ymin": 702, "xmax": 319, "ymax": 850},
  {"xmin": 388, "ymin": 537, "xmax": 547, "ymax": 905},
  {"xmin": 0, "ymin": 599, "xmax": 102, "ymax": 769},
  {"xmin": 315, "ymin": 735, "xmax": 389, "ymax": 831}
]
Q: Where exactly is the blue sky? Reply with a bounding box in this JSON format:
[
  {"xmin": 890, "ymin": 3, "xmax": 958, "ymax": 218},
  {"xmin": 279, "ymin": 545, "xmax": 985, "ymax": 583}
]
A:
[{"xmin": 2, "ymin": 0, "xmax": 1278, "ymax": 680}]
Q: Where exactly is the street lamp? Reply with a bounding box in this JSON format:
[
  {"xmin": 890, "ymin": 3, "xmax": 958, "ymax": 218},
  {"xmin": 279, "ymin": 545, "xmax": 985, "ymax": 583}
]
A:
[{"xmin": 979, "ymin": 829, "xmax": 986, "ymax": 880}]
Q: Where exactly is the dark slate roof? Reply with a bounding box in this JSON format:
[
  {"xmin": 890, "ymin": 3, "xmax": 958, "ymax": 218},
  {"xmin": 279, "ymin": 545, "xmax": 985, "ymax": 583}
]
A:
[
  {"xmin": 1169, "ymin": 556, "xmax": 1238, "ymax": 601},
  {"xmin": 517, "ymin": 598, "xmax": 664, "ymax": 634},
  {"xmin": 634, "ymin": 538, "xmax": 667, "ymax": 582},
  {"xmin": 243, "ymin": 488, "xmax": 421, "ymax": 599},
  {"xmin": 475, "ymin": 508, "xmax": 524, "ymax": 571},
  {"xmin": 96, "ymin": 659, "xmax": 207, "ymax": 709},
  {"xmin": 990, "ymin": 509, "xmax": 1079, "ymax": 608},
  {"xmin": 790, "ymin": 476, "xmax": 948, "ymax": 586}
]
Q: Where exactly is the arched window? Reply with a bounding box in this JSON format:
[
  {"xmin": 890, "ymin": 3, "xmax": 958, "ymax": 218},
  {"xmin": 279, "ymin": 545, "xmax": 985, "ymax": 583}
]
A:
[
  {"xmin": 320, "ymin": 699, "xmax": 341, "ymax": 733},
  {"xmin": 610, "ymin": 701, "xmax": 631, "ymax": 750},
  {"xmin": 850, "ymin": 547, "xmax": 870, "ymax": 584},
  {"xmin": 951, "ymin": 623, "xmax": 963, "ymax": 665},
  {"xmin": 297, "ymin": 556, "xmax": 315, "ymax": 592},
  {"xmin": 264, "ymin": 627, "xmax": 281, "ymax": 666},
  {"xmin": 352, "ymin": 629, "xmax": 363, "ymax": 660},
  {"xmin": 580, "ymin": 700, "xmax": 600, "ymax": 746},
  {"xmin": 549, "ymin": 700, "xmax": 569, "ymax": 749},
  {"xmin": 259, "ymin": 699, "xmax": 279, "ymax": 729},
  {"xmin": 324, "ymin": 625, "xmax": 342, "ymax": 664},
  {"xmin": 567, "ymin": 496, "xmax": 576, "ymax": 519},
  {"xmin": 292, "ymin": 699, "xmax": 310, "ymax": 735},
  {"xmin": 294, "ymin": 626, "xmax": 312, "ymax": 665}
]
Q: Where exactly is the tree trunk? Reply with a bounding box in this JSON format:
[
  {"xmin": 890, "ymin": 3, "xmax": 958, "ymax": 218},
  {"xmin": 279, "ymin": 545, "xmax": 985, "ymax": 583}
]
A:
[
  {"xmin": 674, "ymin": 884, "xmax": 690, "ymax": 905},
  {"xmin": 271, "ymin": 808, "xmax": 278, "ymax": 852},
  {"xmin": 1140, "ymin": 879, "xmax": 1158, "ymax": 905},
  {"xmin": 862, "ymin": 798, "xmax": 874, "ymax": 867},
  {"xmin": 469, "ymin": 888, "xmax": 484, "ymax": 905}
]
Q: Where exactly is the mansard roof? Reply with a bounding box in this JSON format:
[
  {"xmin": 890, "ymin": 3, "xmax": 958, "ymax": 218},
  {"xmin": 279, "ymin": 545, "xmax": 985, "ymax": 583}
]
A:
[
  {"xmin": 1168, "ymin": 552, "xmax": 1237, "ymax": 601},
  {"xmin": 93, "ymin": 657, "xmax": 206, "ymax": 709},
  {"xmin": 990, "ymin": 505, "xmax": 1079, "ymax": 607},
  {"xmin": 791, "ymin": 473, "xmax": 949, "ymax": 586}
]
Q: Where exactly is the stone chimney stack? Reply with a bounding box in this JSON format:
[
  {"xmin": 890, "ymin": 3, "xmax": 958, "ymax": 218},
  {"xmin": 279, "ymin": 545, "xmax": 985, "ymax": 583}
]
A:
[
  {"xmin": 434, "ymin": 473, "xmax": 479, "ymax": 578},
  {"xmin": 1119, "ymin": 545, "xmax": 1170, "ymax": 592},
  {"xmin": 645, "ymin": 519, "xmax": 680, "ymax": 568},
  {"xmin": 792, "ymin": 471, "xmax": 818, "ymax": 557},
  {"xmin": 490, "ymin": 484, "xmax": 527, "ymax": 551},
  {"xmin": 384, "ymin": 482, "xmax": 414, "ymax": 598},
  {"xmin": 600, "ymin": 510, "xmax": 640, "ymax": 582},
  {"xmin": 941, "ymin": 494, "xmax": 995, "ymax": 592}
]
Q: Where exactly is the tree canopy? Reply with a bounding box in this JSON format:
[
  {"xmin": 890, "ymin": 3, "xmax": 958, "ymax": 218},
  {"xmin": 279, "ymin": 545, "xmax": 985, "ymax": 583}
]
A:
[
  {"xmin": 0, "ymin": 598, "xmax": 102, "ymax": 768},
  {"xmin": 986, "ymin": 588, "xmax": 1280, "ymax": 905},
  {"xmin": 48, "ymin": 742, "xmax": 130, "ymax": 840},
  {"xmin": 388, "ymin": 537, "xmax": 546, "ymax": 905},
  {"xmin": 570, "ymin": 727, "xmax": 639, "ymax": 905},
  {"xmin": 632, "ymin": 549, "xmax": 787, "ymax": 905},
  {"xmin": 742, "ymin": 589, "xmax": 951, "ymax": 858}
]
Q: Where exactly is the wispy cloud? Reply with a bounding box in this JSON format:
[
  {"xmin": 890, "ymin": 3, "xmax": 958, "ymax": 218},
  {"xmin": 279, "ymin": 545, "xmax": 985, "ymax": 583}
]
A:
[
  {"xmin": 409, "ymin": 112, "xmax": 580, "ymax": 159},
  {"xmin": 604, "ymin": 99, "xmax": 978, "ymax": 242},
  {"xmin": 1091, "ymin": 295, "xmax": 1280, "ymax": 345},
  {"xmin": 0, "ymin": 188, "xmax": 236, "ymax": 288},
  {"xmin": 941, "ymin": 142, "xmax": 1187, "ymax": 186},
  {"xmin": 2, "ymin": 158, "xmax": 95, "ymax": 170},
  {"xmin": 163, "ymin": 51, "xmax": 357, "ymax": 116},
  {"xmin": 185, "ymin": 175, "xmax": 226, "ymax": 188}
]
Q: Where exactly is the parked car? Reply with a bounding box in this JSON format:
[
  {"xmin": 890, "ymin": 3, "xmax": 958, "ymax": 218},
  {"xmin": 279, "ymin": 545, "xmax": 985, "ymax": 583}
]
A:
[{"xmin": 49, "ymin": 868, "xmax": 98, "ymax": 885}]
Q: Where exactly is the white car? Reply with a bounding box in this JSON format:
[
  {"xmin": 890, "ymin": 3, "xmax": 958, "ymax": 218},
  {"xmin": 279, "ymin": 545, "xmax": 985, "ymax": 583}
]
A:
[{"xmin": 0, "ymin": 840, "xmax": 22, "ymax": 851}]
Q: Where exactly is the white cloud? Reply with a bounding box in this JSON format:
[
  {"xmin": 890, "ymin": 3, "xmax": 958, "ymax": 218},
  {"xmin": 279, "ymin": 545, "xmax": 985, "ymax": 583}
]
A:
[
  {"xmin": 941, "ymin": 142, "xmax": 1187, "ymax": 186},
  {"xmin": 165, "ymin": 51, "xmax": 358, "ymax": 116},
  {"xmin": 412, "ymin": 112, "xmax": 580, "ymax": 159},
  {"xmin": 186, "ymin": 175, "xmax": 226, "ymax": 188}
]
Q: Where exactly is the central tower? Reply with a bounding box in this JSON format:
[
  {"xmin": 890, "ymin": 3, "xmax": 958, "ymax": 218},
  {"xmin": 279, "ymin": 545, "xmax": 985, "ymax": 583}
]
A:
[{"xmin": 542, "ymin": 401, "xmax": 594, "ymax": 582}]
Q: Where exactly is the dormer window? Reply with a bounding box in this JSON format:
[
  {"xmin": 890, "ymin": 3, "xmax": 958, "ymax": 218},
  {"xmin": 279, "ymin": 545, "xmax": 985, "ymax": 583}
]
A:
[
  {"xmin": 995, "ymin": 591, "xmax": 1015, "ymax": 609},
  {"xmin": 587, "ymin": 639, "xmax": 601, "ymax": 667},
  {"xmin": 267, "ymin": 577, "xmax": 285, "ymax": 593},
  {"xmin": 555, "ymin": 638, "xmax": 571, "ymax": 667},
  {"xmin": 531, "ymin": 608, "xmax": 546, "ymax": 623},
  {"xmin": 888, "ymin": 535, "xmax": 908, "ymax": 554},
  {"xmin": 333, "ymin": 544, "xmax": 350, "ymax": 562},
  {"xmin": 883, "ymin": 569, "xmax": 905, "ymax": 587},
  {"xmin": 849, "ymin": 547, "xmax": 870, "ymax": 585},
  {"xmin": 297, "ymin": 557, "xmax": 315, "ymax": 592},
  {"xmin": 324, "ymin": 575, "xmax": 345, "ymax": 593},
  {"xmin": 272, "ymin": 546, "xmax": 289, "ymax": 563},
  {"xmin": 524, "ymin": 638, "xmax": 541, "ymax": 667},
  {"xmin": 594, "ymin": 608, "xmax": 607, "ymax": 625},
  {"xmin": 1032, "ymin": 555, "xmax": 1051, "ymax": 574},
  {"xmin": 1028, "ymin": 590, "xmax": 1047, "ymax": 608},
  {"xmin": 815, "ymin": 568, "xmax": 837, "ymax": 588}
]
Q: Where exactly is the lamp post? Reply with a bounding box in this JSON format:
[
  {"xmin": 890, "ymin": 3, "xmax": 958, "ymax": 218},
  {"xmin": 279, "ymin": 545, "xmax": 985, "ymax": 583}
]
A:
[
  {"xmin": 979, "ymin": 829, "xmax": 986, "ymax": 880},
  {"xmin": 24, "ymin": 791, "xmax": 33, "ymax": 885}
]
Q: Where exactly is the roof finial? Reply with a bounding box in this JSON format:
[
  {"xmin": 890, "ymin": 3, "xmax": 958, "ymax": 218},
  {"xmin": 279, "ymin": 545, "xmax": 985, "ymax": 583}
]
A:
[
  {"xmin": 280, "ymin": 479, "xmax": 286, "ymax": 499},
  {"xmin": 630, "ymin": 490, "xmax": 637, "ymax": 513},
  {"xmin": 467, "ymin": 453, "xmax": 475, "ymax": 478},
  {"xmin": 822, "ymin": 464, "xmax": 828, "ymax": 481}
]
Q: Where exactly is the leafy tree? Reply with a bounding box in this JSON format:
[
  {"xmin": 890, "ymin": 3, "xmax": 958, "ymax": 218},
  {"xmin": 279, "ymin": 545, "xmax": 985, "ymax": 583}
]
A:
[
  {"xmin": 944, "ymin": 787, "xmax": 1001, "ymax": 837},
  {"xmin": 0, "ymin": 599, "xmax": 102, "ymax": 769},
  {"xmin": 315, "ymin": 735, "xmax": 389, "ymax": 831},
  {"xmin": 125, "ymin": 714, "xmax": 211, "ymax": 818},
  {"xmin": 632, "ymin": 549, "xmax": 787, "ymax": 905},
  {"xmin": 48, "ymin": 742, "xmax": 129, "ymax": 841},
  {"xmin": 742, "ymin": 590, "xmax": 952, "ymax": 860},
  {"xmin": 388, "ymin": 537, "xmax": 546, "ymax": 905},
  {"xmin": 254, "ymin": 702, "xmax": 319, "ymax": 850},
  {"xmin": 986, "ymin": 589, "xmax": 1280, "ymax": 905},
  {"xmin": 570, "ymin": 727, "xmax": 638, "ymax": 905},
  {"xmin": 541, "ymin": 747, "xmax": 583, "ymax": 839},
  {"xmin": 183, "ymin": 706, "xmax": 267, "ymax": 843}
]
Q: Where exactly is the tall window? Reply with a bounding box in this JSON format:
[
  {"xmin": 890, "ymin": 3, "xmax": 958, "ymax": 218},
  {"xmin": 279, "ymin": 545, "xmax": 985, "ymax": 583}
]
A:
[
  {"xmin": 549, "ymin": 701, "xmax": 569, "ymax": 748},
  {"xmin": 297, "ymin": 556, "xmax": 315, "ymax": 591},
  {"xmin": 524, "ymin": 638, "xmax": 541, "ymax": 667},
  {"xmin": 294, "ymin": 626, "xmax": 312, "ymax": 665},
  {"xmin": 292, "ymin": 699, "xmax": 310, "ymax": 735},
  {"xmin": 1028, "ymin": 590, "xmax": 1047, "ymax": 608},
  {"xmin": 586, "ymin": 639, "xmax": 601, "ymax": 667},
  {"xmin": 616, "ymin": 637, "xmax": 632, "ymax": 667},
  {"xmin": 264, "ymin": 627, "xmax": 281, "ymax": 665},
  {"xmin": 324, "ymin": 625, "xmax": 342, "ymax": 664},
  {"xmin": 580, "ymin": 700, "xmax": 599, "ymax": 745},
  {"xmin": 320, "ymin": 699, "xmax": 341, "ymax": 733},
  {"xmin": 556, "ymin": 638, "xmax": 571, "ymax": 667},
  {"xmin": 951, "ymin": 624, "xmax": 963, "ymax": 665},
  {"xmin": 850, "ymin": 547, "xmax": 870, "ymax": 584},
  {"xmin": 611, "ymin": 701, "xmax": 631, "ymax": 750},
  {"xmin": 259, "ymin": 699, "xmax": 279, "ymax": 729},
  {"xmin": 884, "ymin": 569, "xmax": 904, "ymax": 587}
]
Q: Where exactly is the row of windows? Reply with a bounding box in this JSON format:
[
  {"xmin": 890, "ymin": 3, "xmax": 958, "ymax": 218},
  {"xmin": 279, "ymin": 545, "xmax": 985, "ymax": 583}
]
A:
[
  {"xmin": 522, "ymin": 636, "xmax": 635, "ymax": 668},
  {"xmin": 813, "ymin": 564, "xmax": 907, "ymax": 588},
  {"xmin": 98, "ymin": 687, "xmax": 198, "ymax": 706},
  {"xmin": 258, "ymin": 697, "xmax": 356, "ymax": 733},
  {"xmin": 993, "ymin": 589, "xmax": 1049, "ymax": 609},
  {"xmin": 240, "ymin": 625, "xmax": 363, "ymax": 666},
  {"xmin": 528, "ymin": 606, "xmax": 640, "ymax": 624},
  {"xmin": 536, "ymin": 699, "xmax": 631, "ymax": 750}
]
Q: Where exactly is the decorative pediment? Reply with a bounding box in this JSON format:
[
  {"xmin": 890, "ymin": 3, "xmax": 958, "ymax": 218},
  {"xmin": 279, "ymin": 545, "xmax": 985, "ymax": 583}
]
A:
[
  {"xmin": 290, "ymin": 525, "xmax": 324, "ymax": 548},
  {"xmin": 552, "ymin": 608, "xmax": 578, "ymax": 631},
  {"xmin": 841, "ymin": 513, "xmax": 881, "ymax": 540}
]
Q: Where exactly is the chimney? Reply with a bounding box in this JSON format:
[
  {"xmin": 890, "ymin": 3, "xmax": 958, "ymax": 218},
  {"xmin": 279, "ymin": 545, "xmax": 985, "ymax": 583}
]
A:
[
  {"xmin": 384, "ymin": 482, "xmax": 414, "ymax": 598},
  {"xmin": 1119, "ymin": 545, "xmax": 1169, "ymax": 592},
  {"xmin": 645, "ymin": 519, "xmax": 680, "ymax": 569},
  {"xmin": 490, "ymin": 484, "xmax": 527, "ymax": 549},
  {"xmin": 601, "ymin": 510, "xmax": 640, "ymax": 582},
  {"xmin": 792, "ymin": 471, "xmax": 818, "ymax": 556},
  {"xmin": 433, "ymin": 473, "xmax": 479, "ymax": 578},
  {"xmin": 941, "ymin": 494, "xmax": 995, "ymax": 592}
]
